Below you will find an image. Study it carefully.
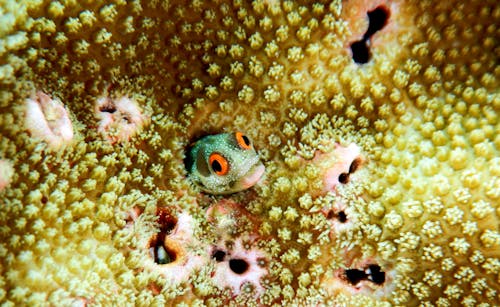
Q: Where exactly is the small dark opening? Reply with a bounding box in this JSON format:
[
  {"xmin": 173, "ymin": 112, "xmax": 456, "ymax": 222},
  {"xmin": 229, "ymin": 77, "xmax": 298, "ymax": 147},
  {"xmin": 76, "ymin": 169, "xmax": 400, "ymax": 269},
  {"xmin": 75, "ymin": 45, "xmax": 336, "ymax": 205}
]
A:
[
  {"xmin": 345, "ymin": 269, "xmax": 366, "ymax": 285},
  {"xmin": 150, "ymin": 234, "xmax": 176, "ymax": 265},
  {"xmin": 350, "ymin": 5, "xmax": 390, "ymax": 64},
  {"xmin": 183, "ymin": 143, "xmax": 195, "ymax": 173},
  {"xmin": 229, "ymin": 258, "xmax": 249, "ymax": 274},
  {"xmin": 349, "ymin": 158, "xmax": 362, "ymax": 174},
  {"xmin": 326, "ymin": 210, "xmax": 335, "ymax": 219},
  {"xmin": 212, "ymin": 250, "xmax": 226, "ymax": 262},
  {"xmin": 368, "ymin": 264, "xmax": 385, "ymax": 284},
  {"xmin": 99, "ymin": 105, "xmax": 116, "ymax": 113},
  {"xmin": 350, "ymin": 41, "xmax": 370, "ymax": 64},
  {"xmin": 344, "ymin": 264, "xmax": 386, "ymax": 286},
  {"xmin": 41, "ymin": 196, "xmax": 48, "ymax": 204},
  {"xmin": 339, "ymin": 172, "xmax": 350, "ymax": 184},
  {"xmin": 338, "ymin": 211, "xmax": 347, "ymax": 223},
  {"xmin": 364, "ymin": 7, "xmax": 390, "ymax": 39}
]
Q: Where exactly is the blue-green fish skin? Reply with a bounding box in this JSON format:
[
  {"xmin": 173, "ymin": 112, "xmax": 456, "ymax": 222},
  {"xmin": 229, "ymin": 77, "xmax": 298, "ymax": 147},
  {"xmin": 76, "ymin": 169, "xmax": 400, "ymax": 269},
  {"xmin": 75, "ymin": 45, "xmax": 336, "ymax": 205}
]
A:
[{"xmin": 186, "ymin": 133, "xmax": 265, "ymax": 195}]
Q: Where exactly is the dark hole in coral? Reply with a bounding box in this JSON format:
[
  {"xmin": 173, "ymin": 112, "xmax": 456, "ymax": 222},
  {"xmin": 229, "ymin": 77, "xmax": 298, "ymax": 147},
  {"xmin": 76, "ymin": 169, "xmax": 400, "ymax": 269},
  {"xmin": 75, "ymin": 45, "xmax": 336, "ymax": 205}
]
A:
[
  {"xmin": 327, "ymin": 210, "xmax": 347, "ymax": 223},
  {"xmin": 345, "ymin": 268, "xmax": 366, "ymax": 285},
  {"xmin": 99, "ymin": 105, "xmax": 116, "ymax": 113},
  {"xmin": 338, "ymin": 172, "xmax": 350, "ymax": 184},
  {"xmin": 368, "ymin": 264, "xmax": 385, "ymax": 284},
  {"xmin": 351, "ymin": 5, "xmax": 390, "ymax": 64},
  {"xmin": 41, "ymin": 196, "xmax": 48, "ymax": 204},
  {"xmin": 364, "ymin": 6, "xmax": 390, "ymax": 39},
  {"xmin": 183, "ymin": 143, "xmax": 195, "ymax": 174},
  {"xmin": 212, "ymin": 250, "xmax": 226, "ymax": 262},
  {"xmin": 156, "ymin": 208, "xmax": 177, "ymax": 234},
  {"xmin": 338, "ymin": 211, "xmax": 347, "ymax": 223},
  {"xmin": 149, "ymin": 233, "xmax": 177, "ymax": 265},
  {"xmin": 345, "ymin": 264, "xmax": 386, "ymax": 286},
  {"xmin": 350, "ymin": 40, "xmax": 370, "ymax": 64},
  {"xmin": 349, "ymin": 158, "xmax": 362, "ymax": 174},
  {"xmin": 229, "ymin": 258, "xmax": 249, "ymax": 274},
  {"xmin": 211, "ymin": 159, "xmax": 222, "ymax": 173}
]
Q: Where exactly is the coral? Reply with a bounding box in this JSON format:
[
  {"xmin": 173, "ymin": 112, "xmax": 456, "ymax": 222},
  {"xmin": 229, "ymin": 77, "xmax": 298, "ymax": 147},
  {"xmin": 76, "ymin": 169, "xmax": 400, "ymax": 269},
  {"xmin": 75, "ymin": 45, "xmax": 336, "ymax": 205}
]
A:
[
  {"xmin": 0, "ymin": 0, "xmax": 499, "ymax": 306},
  {"xmin": 139, "ymin": 210, "xmax": 207, "ymax": 286},
  {"xmin": 95, "ymin": 95, "xmax": 149, "ymax": 143},
  {"xmin": 0, "ymin": 159, "xmax": 14, "ymax": 191},
  {"xmin": 24, "ymin": 91, "xmax": 74, "ymax": 150},
  {"xmin": 211, "ymin": 239, "xmax": 268, "ymax": 296}
]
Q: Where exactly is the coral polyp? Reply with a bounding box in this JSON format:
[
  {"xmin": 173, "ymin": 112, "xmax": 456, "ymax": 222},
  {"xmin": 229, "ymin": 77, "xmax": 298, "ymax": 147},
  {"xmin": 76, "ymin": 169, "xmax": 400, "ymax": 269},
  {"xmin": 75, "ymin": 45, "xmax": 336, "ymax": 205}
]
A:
[
  {"xmin": 24, "ymin": 91, "xmax": 74, "ymax": 150},
  {"xmin": 0, "ymin": 160, "xmax": 14, "ymax": 191},
  {"xmin": 95, "ymin": 95, "xmax": 149, "ymax": 143},
  {"xmin": 211, "ymin": 239, "xmax": 268, "ymax": 297},
  {"xmin": 0, "ymin": 0, "xmax": 499, "ymax": 306}
]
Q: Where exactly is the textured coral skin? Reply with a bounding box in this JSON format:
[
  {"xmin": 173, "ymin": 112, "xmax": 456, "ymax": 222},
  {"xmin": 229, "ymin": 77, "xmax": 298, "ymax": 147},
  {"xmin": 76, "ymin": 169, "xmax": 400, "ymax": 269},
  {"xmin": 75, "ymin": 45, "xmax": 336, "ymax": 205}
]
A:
[
  {"xmin": 25, "ymin": 91, "xmax": 74, "ymax": 150},
  {"xmin": 0, "ymin": 0, "xmax": 499, "ymax": 306},
  {"xmin": 95, "ymin": 95, "xmax": 149, "ymax": 143}
]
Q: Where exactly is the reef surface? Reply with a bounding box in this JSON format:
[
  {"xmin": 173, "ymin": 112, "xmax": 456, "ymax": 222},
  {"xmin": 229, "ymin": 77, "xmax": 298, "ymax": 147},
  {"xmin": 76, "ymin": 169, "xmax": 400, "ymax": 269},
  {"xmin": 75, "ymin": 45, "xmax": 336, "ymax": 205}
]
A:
[{"xmin": 0, "ymin": 0, "xmax": 499, "ymax": 306}]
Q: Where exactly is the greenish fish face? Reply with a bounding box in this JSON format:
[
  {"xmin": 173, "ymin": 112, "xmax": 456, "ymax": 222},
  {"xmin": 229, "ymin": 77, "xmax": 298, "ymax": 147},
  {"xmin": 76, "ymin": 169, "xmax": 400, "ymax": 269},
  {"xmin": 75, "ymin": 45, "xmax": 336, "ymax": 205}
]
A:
[{"xmin": 185, "ymin": 132, "xmax": 265, "ymax": 195}]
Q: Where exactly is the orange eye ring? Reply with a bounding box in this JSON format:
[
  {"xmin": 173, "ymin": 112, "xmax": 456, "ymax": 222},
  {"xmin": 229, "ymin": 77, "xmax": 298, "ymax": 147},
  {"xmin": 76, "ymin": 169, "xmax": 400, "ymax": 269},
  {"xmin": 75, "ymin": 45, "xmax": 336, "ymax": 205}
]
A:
[
  {"xmin": 235, "ymin": 132, "xmax": 251, "ymax": 150},
  {"xmin": 209, "ymin": 153, "xmax": 229, "ymax": 176}
]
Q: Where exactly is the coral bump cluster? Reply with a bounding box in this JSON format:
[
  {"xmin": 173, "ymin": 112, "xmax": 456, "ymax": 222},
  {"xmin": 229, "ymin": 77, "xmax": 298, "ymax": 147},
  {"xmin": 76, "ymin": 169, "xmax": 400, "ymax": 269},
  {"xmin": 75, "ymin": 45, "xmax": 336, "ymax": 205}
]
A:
[{"xmin": 0, "ymin": 0, "xmax": 498, "ymax": 306}]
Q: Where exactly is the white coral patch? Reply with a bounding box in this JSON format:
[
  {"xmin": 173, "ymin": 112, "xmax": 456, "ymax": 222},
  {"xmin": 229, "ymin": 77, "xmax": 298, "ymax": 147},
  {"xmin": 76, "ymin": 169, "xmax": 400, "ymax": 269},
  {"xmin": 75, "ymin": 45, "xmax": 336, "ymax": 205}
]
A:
[
  {"xmin": 95, "ymin": 96, "xmax": 149, "ymax": 143},
  {"xmin": 323, "ymin": 199, "xmax": 358, "ymax": 234},
  {"xmin": 322, "ymin": 143, "xmax": 363, "ymax": 192},
  {"xmin": 0, "ymin": 159, "xmax": 14, "ymax": 191},
  {"xmin": 25, "ymin": 91, "xmax": 74, "ymax": 150},
  {"xmin": 212, "ymin": 239, "xmax": 267, "ymax": 296},
  {"xmin": 142, "ymin": 212, "xmax": 206, "ymax": 286}
]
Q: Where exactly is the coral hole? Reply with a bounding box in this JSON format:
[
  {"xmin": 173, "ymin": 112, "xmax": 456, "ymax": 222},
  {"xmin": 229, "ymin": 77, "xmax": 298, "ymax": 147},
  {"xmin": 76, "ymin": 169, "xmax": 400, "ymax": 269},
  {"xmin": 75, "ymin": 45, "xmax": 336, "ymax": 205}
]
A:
[
  {"xmin": 339, "ymin": 158, "xmax": 363, "ymax": 184},
  {"xmin": 99, "ymin": 104, "xmax": 116, "ymax": 113},
  {"xmin": 229, "ymin": 258, "xmax": 249, "ymax": 274},
  {"xmin": 183, "ymin": 143, "xmax": 196, "ymax": 174},
  {"xmin": 345, "ymin": 268, "xmax": 366, "ymax": 285},
  {"xmin": 147, "ymin": 208, "xmax": 179, "ymax": 265},
  {"xmin": 149, "ymin": 233, "xmax": 177, "ymax": 265},
  {"xmin": 337, "ymin": 211, "xmax": 347, "ymax": 223},
  {"xmin": 327, "ymin": 210, "xmax": 348, "ymax": 223},
  {"xmin": 350, "ymin": 41, "xmax": 370, "ymax": 64},
  {"xmin": 349, "ymin": 158, "xmax": 362, "ymax": 174},
  {"xmin": 365, "ymin": 6, "xmax": 390, "ymax": 39},
  {"xmin": 344, "ymin": 264, "xmax": 385, "ymax": 285},
  {"xmin": 212, "ymin": 250, "xmax": 226, "ymax": 262},
  {"xmin": 367, "ymin": 264, "xmax": 385, "ymax": 284},
  {"xmin": 338, "ymin": 172, "xmax": 350, "ymax": 184},
  {"xmin": 350, "ymin": 5, "xmax": 390, "ymax": 64}
]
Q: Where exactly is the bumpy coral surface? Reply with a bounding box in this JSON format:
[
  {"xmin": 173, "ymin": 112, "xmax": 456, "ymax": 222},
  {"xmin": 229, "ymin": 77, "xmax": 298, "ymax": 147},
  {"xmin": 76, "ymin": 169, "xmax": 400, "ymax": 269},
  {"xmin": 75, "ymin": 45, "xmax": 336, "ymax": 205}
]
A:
[{"xmin": 0, "ymin": 0, "xmax": 498, "ymax": 306}]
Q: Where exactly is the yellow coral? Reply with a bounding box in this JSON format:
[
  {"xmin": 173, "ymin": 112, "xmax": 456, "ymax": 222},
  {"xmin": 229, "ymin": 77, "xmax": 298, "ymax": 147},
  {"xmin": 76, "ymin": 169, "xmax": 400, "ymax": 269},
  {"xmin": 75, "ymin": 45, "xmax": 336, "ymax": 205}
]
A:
[{"xmin": 0, "ymin": 0, "xmax": 499, "ymax": 306}]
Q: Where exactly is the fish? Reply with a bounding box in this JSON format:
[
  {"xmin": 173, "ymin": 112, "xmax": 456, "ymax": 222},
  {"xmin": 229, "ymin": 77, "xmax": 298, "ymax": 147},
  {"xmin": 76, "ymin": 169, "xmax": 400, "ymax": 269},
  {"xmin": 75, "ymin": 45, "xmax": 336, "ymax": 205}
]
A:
[{"xmin": 185, "ymin": 132, "xmax": 265, "ymax": 195}]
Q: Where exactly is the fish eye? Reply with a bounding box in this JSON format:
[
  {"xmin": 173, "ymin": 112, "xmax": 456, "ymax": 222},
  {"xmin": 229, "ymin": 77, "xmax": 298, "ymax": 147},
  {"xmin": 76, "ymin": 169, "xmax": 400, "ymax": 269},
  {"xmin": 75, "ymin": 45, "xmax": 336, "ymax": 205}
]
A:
[
  {"xmin": 209, "ymin": 153, "xmax": 229, "ymax": 176},
  {"xmin": 235, "ymin": 132, "xmax": 251, "ymax": 150}
]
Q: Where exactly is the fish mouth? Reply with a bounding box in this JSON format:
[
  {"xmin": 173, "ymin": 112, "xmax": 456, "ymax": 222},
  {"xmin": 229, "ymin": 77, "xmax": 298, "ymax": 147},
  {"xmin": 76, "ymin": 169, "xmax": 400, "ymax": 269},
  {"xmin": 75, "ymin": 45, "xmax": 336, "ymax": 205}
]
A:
[{"xmin": 238, "ymin": 163, "xmax": 265, "ymax": 190}]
